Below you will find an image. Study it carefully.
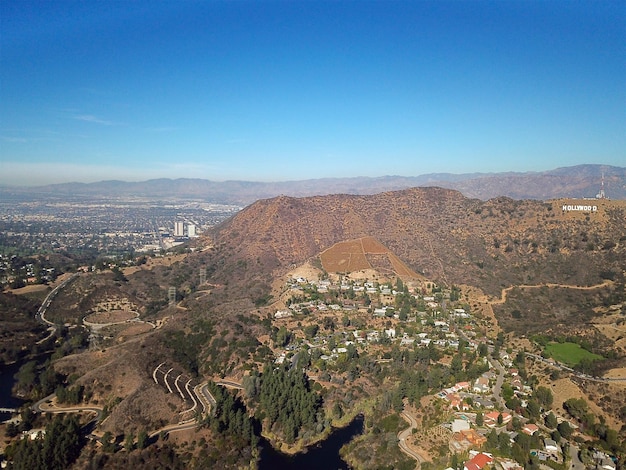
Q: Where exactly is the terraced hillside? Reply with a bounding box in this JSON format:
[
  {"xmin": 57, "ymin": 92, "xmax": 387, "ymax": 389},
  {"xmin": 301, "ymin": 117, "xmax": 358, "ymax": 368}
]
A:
[{"xmin": 320, "ymin": 236, "xmax": 423, "ymax": 278}]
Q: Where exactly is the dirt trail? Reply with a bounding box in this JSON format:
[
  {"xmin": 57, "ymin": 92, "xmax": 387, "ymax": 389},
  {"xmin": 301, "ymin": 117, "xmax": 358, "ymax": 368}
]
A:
[
  {"xmin": 427, "ymin": 236, "xmax": 448, "ymax": 287},
  {"xmin": 490, "ymin": 280, "xmax": 613, "ymax": 305}
]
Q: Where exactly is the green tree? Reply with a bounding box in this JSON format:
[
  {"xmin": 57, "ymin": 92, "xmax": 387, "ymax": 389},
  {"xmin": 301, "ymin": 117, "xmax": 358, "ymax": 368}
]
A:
[
  {"xmin": 501, "ymin": 383, "xmax": 514, "ymax": 401},
  {"xmin": 5, "ymin": 422, "xmax": 18, "ymax": 438},
  {"xmin": 101, "ymin": 431, "xmax": 115, "ymax": 453},
  {"xmin": 557, "ymin": 421, "xmax": 573, "ymax": 439},
  {"xmin": 111, "ymin": 266, "xmax": 128, "ymax": 282},
  {"xmin": 526, "ymin": 399, "xmax": 541, "ymax": 420},
  {"xmin": 242, "ymin": 373, "xmax": 260, "ymax": 399},
  {"xmin": 450, "ymin": 353, "xmax": 463, "ymax": 379},
  {"xmin": 258, "ymin": 364, "xmax": 324, "ymax": 441},
  {"xmin": 124, "ymin": 432, "xmax": 135, "ymax": 451},
  {"xmin": 545, "ymin": 412, "xmax": 558, "ymax": 429},
  {"xmin": 498, "ymin": 431, "xmax": 511, "ymax": 455},
  {"xmin": 8, "ymin": 415, "xmax": 83, "ymax": 470},
  {"xmin": 304, "ymin": 324, "xmax": 319, "ymax": 339},
  {"xmin": 487, "ymin": 429, "xmax": 498, "ymax": 450},
  {"xmin": 136, "ymin": 429, "xmax": 148, "ymax": 449},
  {"xmin": 332, "ymin": 402, "xmax": 343, "ymax": 419},
  {"xmin": 275, "ymin": 325, "xmax": 292, "ymax": 347},
  {"xmin": 534, "ymin": 386, "xmax": 553, "ymax": 409}
]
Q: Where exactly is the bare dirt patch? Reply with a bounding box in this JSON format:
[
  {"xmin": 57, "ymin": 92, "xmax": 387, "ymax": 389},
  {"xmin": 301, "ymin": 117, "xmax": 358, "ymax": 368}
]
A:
[
  {"xmin": 603, "ymin": 367, "xmax": 626, "ymax": 379},
  {"xmin": 117, "ymin": 323, "xmax": 154, "ymax": 340},
  {"xmin": 321, "ymin": 239, "xmax": 370, "ymax": 272},
  {"xmin": 321, "ymin": 236, "xmax": 422, "ymax": 278},
  {"xmin": 537, "ymin": 376, "xmax": 623, "ymax": 431},
  {"xmin": 461, "ymin": 284, "xmax": 502, "ymax": 337},
  {"xmin": 9, "ymin": 284, "xmax": 49, "ymax": 295},
  {"xmin": 123, "ymin": 253, "xmax": 188, "ymax": 276},
  {"xmin": 84, "ymin": 310, "xmax": 137, "ymax": 324},
  {"xmin": 592, "ymin": 313, "xmax": 626, "ymax": 354},
  {"xmin": 287, "ymin": 262, "xmax": 322, "ymax": 281},
  {"xmin": 54, "ymin": 343, "xmax": 182, "ymax": 434}
]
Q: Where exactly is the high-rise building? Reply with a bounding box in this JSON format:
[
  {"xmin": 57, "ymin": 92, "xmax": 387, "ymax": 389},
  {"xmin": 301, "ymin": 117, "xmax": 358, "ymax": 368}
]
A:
[
  {"xmin": 188, "ymin": 224, "xmax": 196, "ymax": 238},
  {"xmin": 174, "ymin": 221, "xmax": 184, "ymax": 237}
]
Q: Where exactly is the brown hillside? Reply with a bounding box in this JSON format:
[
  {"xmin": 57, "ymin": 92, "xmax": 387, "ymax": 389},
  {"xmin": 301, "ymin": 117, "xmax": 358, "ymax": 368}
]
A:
[
  {"xmin": 320, "ymin": 236, "xmax": 423, "ymax": 279},
  {"xmin": 210, "ymin": 188, "xmax": 626, "ymax": 297}
]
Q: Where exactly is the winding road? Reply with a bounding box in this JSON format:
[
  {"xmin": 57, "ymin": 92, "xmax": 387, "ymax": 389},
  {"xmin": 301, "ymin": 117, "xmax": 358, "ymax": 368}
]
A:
[
  {"xmin": 398, "ymin": 409, "xmax": 426, "ymax": 467},
  {"xmin": 32, "ymin": 394, "xmax": 103, "ymax": 422},
  {"xmin": 36, "ymin": 273, "xmax": 79, "ymax": 328}
]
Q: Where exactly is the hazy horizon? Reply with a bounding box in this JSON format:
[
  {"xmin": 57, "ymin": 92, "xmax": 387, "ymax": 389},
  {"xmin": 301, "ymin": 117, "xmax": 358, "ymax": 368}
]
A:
[
  {"xmin": 0, "ymin": 163, "xmax": 623, "ymax": 191},
  {"xmin": 2, "ymin": 1, "xmax": 624, "ymax": 186}
]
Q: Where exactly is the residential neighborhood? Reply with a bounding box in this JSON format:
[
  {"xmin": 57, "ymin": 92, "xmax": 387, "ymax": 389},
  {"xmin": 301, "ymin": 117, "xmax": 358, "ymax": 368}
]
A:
[{"xmin": 268, "ymin": 272, "xmax": 621, "ymax": 470}]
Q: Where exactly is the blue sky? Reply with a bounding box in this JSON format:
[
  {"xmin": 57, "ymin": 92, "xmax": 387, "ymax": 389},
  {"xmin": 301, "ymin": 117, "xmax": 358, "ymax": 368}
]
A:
[{"xmin": 1, "ymin": 0, "xmax": 624, "ymax": 186}]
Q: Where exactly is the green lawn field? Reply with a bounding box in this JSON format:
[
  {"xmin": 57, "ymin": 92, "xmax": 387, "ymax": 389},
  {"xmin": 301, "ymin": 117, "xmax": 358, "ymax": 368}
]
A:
[{"xmin": 544, "ymin": 342, "xmax": 602, "ymax": 367}]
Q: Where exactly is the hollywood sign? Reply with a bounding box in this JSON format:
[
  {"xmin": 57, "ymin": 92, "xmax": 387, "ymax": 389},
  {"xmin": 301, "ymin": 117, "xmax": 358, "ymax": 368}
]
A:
[{"xmin": 562, "ymin": 204, "xmax": 598, "ymax": 212}]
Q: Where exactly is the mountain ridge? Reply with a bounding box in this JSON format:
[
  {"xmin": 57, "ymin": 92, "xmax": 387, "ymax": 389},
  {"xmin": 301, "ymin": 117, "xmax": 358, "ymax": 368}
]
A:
[
  {"xmin": 208, "ymin": 186, "xmax": 626, "ymax": 299},
  {"xmin": 2, "ymin": 164, "xmax": 624, "ymax": 205}
]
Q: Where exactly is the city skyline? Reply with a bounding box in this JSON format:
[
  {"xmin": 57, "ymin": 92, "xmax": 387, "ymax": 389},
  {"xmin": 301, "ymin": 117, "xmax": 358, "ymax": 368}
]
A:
[{"xmin": 1, "ymin": 1, "xmax": 624, "ymax": 186}]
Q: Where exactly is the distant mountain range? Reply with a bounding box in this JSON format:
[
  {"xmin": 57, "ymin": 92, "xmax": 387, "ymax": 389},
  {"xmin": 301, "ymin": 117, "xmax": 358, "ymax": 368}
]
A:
[{"xmin": 2, "ymin": 164, "xmax": 624, "ymax": 205}]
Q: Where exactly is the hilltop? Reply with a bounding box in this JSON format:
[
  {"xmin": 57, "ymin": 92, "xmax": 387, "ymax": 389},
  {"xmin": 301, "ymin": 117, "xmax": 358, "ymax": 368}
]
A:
[{"xmin": 210, "ymin": 187, "xmax": 626, "ymax": 299}]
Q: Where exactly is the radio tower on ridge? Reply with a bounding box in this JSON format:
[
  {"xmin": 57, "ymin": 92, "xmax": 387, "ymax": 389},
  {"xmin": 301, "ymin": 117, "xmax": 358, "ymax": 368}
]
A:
[{"xmin": 596, "ymin": 172, "xmax": 607, "ymax": 199}]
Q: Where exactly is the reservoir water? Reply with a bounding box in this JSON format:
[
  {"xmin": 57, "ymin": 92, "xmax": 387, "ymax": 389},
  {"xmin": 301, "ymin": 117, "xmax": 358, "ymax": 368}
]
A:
[
  {"xmin": 259, "ymin": 414, "xmax": 364, "ymax": 470},
  {"xmin": 0, "ymin": 361, "xmax": 26, "ymax": 421}
]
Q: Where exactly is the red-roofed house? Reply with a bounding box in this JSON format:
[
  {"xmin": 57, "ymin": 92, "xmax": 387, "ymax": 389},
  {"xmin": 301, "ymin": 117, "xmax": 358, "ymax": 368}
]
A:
[
  {"xmin": 455, "ymin": 381, "xmax": 471, "ymax": 391},
  {"xmin": 446, "ymin": 393, "xmax": 470, "ymax": 411},
  {"xmin": 484, "ymin": 411, "xmax": 512, "ymax": 427},
  {"xmin": 522, "ymin": 423, "xmax": 539, "ymax": 435},
  {"xmin": 464, "ymin": 452, "xmax": 493, "ymax": 470}
]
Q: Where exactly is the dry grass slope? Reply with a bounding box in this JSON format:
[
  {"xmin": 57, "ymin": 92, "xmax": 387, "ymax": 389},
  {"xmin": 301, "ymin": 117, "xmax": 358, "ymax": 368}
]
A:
[{"xmin": 320, "ymin": 236, "xmax": 423, "ymax": 279}]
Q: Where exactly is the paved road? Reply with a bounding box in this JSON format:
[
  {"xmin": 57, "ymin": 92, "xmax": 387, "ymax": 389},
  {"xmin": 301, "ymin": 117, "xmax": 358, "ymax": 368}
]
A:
[
  {"xmin": 568, "ymin": 444, "xmax": 585, "ymax": 470},
  {"xmin": 398, "ymin": 410, "xmax": 425, "ymax": 468},
  {"xmin": 149, "ymin": 420, "xmax": 199, "ymax": 439},
  {"xmin": 527, "ymin": 352, "xmax": 626, "ymax": 382},
  {"xmin": 33, "ymin": 392, "xmax": 200, "ymax": 440},
  {"xmin": 216, "ymin": 380, "xmax": 243, "ymax": 390},
  {"xmin": 490, "ymin": 358, "xmax": 506, "ymax": 408},
  {"xmin": 152, "ymin": 363, "xmax": 206, "ymax": 416},
  {"xmin": 36, "ymin": 273, "xmax": 79, "ymax": 326},
  {"xmin": 199, "ymin": 383, "xmax": 217, "ymax": 416},
  {"xmin": 32, "ymin": 394, "xmax": 103, "ymax": 422}
]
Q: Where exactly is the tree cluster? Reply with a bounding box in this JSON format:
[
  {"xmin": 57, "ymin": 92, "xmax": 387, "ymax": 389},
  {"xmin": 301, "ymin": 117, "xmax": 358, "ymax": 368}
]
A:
[
  {"xmin": 258, "ymin": 364, "xmax": 324, "ymax": 443},
  {"xmin": 5, "ymin": 415, "xmax": 84, "ymax": 470},
  {"xmin": 563, "ymin": 398, "xmax": 623, "ymax": 457},
  {"xmin": 205, "ymin": 382, "xmax": 259, "ymax": 449},
  {"xmin": 56, "ymin": 384, "xmax": 84, "ymax": 405}
]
